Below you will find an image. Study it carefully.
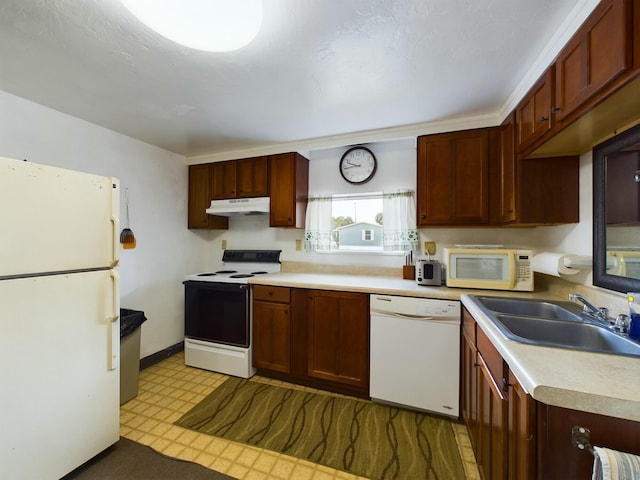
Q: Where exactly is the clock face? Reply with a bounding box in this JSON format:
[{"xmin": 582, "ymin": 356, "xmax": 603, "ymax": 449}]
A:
[{"xmin": 339, "ymin": 147, "xmax": 377, "ymax": 184}]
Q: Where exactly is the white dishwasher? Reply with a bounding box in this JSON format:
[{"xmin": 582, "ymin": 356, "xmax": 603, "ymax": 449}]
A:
[{"xmin": 370, "ymin": 294, "xmax": 460, "ymax": 417}]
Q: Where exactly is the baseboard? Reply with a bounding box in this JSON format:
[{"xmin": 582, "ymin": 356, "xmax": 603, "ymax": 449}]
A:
[{"xmin": 140, "ymin": 342, "xmax": 184, "ymax": 370}]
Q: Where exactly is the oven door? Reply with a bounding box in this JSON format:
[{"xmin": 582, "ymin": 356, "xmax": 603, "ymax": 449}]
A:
[{"xmin": 184, "ymin": 281, "xmax": 249, "ymax": 347}]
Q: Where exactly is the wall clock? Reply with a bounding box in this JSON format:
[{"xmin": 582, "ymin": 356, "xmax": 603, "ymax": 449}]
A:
[{"xmin": 339, "ymin": 146, "xmax": 377, "ymax": 184}]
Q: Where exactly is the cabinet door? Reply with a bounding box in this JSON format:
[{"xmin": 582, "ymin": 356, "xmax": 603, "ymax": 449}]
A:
[
  {"xmin": 500, "ymin": 114, "xmax": 517, "ymax": 224},
  {"xmin": 519, "ymin": 156, "xmax": 579, "ymax": 224},
  {"xmin": 416, "ymin": 129, "xmax": 490, "ymax": 226},
  {"xmin": 269, "ymin": 153, "xmax": 309, "ymax": 228},
  {"xmin": 237, "ymin": 156, "xmax": 269, "ymax": 198},
  {"xmin": 187, "ymin": 164, "xmax": 228, "ymax": 230},
  {"xmin": 507, "ymin": 370, "xmax": 536, "ymax": 480},
  {"xmin": 554, "ymin": 0, "xmax": 632, "ymax": 123},
  {"xmin": 307, "ymin": 290, "xmax": 369, "ymax": 390},
  {"xmin": 210, "ymin": 161, "xmax": 237, "ymax": 199},
  {"xmin": 461, "ymin": 329, "xmax": 480, "ymax": 453},
  {"xmin": 516, "ymin": 67, "xmax": 554, "ymax": 152},
  {"xmin": 188, "ymin": 164, "xmax": 212, "ymax": 229},
  {"xmin": 477, "ymin": 354, "xmax": 508, "ymax": 480},
  {"xmin": 253, "ymin": 300, "xmax": 291, "ymax": 373}
]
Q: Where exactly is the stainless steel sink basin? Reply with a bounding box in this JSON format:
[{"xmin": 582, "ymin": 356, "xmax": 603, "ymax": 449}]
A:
[
  {"xmin": 493, "ymin": 314, "xmax": 640, "ymax": 357},
  {"xmin": 474, "ymin": 296, "xmax": 583, "ymax": 320},
  {"xmin": 469, "ymin": 295, "xmax": 640, "ymax": 358}
]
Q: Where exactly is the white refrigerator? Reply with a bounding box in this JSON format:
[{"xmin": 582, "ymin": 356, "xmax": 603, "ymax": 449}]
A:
[{"xmin": 0, "ymin": 156, "xmax": 121, "ymax": 479}]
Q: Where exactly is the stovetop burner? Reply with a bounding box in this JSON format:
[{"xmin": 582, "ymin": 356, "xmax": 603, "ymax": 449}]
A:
[{"xmin": 185, "ymin": 249, "xmax": 282, "ymax": 284}]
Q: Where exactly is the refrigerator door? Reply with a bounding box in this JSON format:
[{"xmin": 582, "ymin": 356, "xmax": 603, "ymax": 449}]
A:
[
  {"xmin": 0, "ymin": 269, "xmax": 120, "ymax": 479},
  {"xmin": 0, "ymin": 157, "xmax": 119, "ymax": 278}
]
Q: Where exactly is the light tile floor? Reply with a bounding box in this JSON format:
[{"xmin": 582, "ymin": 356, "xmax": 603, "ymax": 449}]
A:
[{"xmin": 120, "ymin": 352, "xmax": 480, "ymax": 479}]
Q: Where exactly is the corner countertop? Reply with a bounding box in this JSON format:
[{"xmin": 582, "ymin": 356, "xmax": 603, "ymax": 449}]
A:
[
  {"xmin": 461, "ymin": 294, "xmax": 640, "ymax": 423},
  {"xmin": 249, "ymin": 272, "xmax": 640, "ymax": 422}
]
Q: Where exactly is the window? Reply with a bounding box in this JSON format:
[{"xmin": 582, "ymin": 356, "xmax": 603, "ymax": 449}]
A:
[
  {"xmin": 304, "ymin": 190, "xmax": 418, "ymax": 253},
  {"xmin": 332, "ymin": 193, "xmax": 383, "ymax": 251}
]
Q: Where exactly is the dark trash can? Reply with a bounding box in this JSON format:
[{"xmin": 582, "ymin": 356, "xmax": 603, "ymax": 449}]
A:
[{"xmin": 120, "ymin": 308, "xmax": 147, "ymax": 405}]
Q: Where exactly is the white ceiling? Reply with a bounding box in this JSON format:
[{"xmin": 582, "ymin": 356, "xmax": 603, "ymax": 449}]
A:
[{"xmin": 0, "ymin": 0, "xmax": 594, "ymax": 159}]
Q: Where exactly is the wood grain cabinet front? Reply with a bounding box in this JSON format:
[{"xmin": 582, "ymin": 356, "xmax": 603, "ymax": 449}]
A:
[
  {"xmin": 269, "ymin": 153, "xmax": 309, "ymax": 228},
  {"xmin": 187, "ymin": 164, "xmax": 229, "ymax": 230},
  {"xmin": 516, "ymin": 67, "xmax": 554, "ymax": 153},
  {"xmin": 307, "ymin": 290, "xmax": 369, "ymax": 393},
  {"xmin": 417, "ymin": 128, "xmax": 497, "ymax": 226},
  {"xmin": 252, "ymin": 285, "xmax": 291, "ymax": 373},
  {"xmin": 554, "ymin": 0, "xmax": 633, "ymax": 124}
]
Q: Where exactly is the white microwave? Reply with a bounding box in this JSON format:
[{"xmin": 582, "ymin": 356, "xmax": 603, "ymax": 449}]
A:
[
  {"xmin": 608, "ymin": 250, "xmax": 640, "ymax": 279},
  {"xmin": 444, "ymin": 248, "xmax": 534, "ymax": 291}
]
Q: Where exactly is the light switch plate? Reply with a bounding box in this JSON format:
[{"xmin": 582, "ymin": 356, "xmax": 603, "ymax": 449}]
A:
[{"xmin": 221, "ymin": 239, "xmax": 227, "ymax": 250}]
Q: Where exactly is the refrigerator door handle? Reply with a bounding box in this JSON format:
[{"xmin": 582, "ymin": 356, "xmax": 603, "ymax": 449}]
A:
[
  {"xmin": 108, "ymin": 270, "xmax": 120, "ymax": 371},
  {"xmin": 110, "ymin": 178, "xmax": 120, "ymax": 267}
]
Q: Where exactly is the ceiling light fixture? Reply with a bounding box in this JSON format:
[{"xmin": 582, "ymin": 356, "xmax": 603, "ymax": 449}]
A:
[{"xmin": 120, "ymin": 0, "xmax": 262, "ymax": 52}]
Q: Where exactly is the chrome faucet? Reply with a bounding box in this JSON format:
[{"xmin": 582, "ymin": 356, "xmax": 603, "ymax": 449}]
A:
[{"xmin": 568, "ymin": 293, "xmax": 610, "ymax": 325}]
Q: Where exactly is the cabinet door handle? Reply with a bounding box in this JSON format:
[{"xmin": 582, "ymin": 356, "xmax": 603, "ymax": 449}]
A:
[
  {"xmin": 551, "ymin": 106, "xmax": 561, "ymax": 113},
  {"xmin": 539, "ymin": 116, "xmax": 548, "ymax": 122}
]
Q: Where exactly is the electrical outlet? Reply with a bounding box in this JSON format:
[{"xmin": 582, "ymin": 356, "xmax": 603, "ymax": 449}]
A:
[
  {"xmin": 295, "ymin": 239, "xmax": 302, "ymax": 251},
  {"xmin": 424, "ymin": 241, "xmax": 436, "ymax": 255},
  {"xmin": 221, "ymin": 239, "xmax": 227, "ymax": 250}
]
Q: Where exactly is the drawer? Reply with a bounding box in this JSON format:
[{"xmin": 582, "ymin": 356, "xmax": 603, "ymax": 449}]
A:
[
  {"xmin": 462, "ymin": 308, "xmax": 476, "ymax": 344},
  {"xmin": 252, "ymin": 285, "xmax": 290, "ymax": 303},
  {"xmin": 477, "ymin": 326, "xmax": 507, "ymax": 389}
]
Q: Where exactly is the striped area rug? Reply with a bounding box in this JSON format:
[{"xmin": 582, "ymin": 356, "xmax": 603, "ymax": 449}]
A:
[{"xmin": 175, "ymin": 377, "xmax": 465, "ymax": 480}]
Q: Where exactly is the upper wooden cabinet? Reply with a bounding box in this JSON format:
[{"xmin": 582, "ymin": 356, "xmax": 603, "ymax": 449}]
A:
[
  {"xmin": 187, "ymin": 164, "xmax": 228, "ymax": 230},
  {"xmin": 210, "ymin": 160, "xmax": 237, "ymax": 199},
  {"xmin": 500, "ymin": 113, "xmax": 580, "ymax": 226},
  {"xmin": 269, "ymin": 152, "xmax": 309, "ymax": 228},
  {"xmin": 210, "ymin": 156, "xmax": 269, "ymax": 199},
  {"xmin": 554, "ymin": 0, "xmax": 633, "ymax": 124},
  {"xmin": 500, "ymin": 114, "xmax": 517, "ymax": 224},
  {"xmin": 236, "ymin": 156, "xmax": 269, "ymax": 197},
  {"xmin": 417, "ymin": 128, "xmax": 498, "ymax": 226},
  {"xmin": 516, "ymin": 67, "xmax": 555, "ymax": 152}
]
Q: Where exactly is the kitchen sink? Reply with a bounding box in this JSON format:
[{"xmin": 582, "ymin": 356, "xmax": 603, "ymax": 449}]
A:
[
  {"xmin": 469, "ymin": 295, "xmax": 640, "ymax": 358},
  {"xmin": 474, "ymin": 296, "xmax": 583, "ymax": 321}
]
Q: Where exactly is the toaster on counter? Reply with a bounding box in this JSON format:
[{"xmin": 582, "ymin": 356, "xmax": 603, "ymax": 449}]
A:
[{"xmin": 416, "ymin": 259, "xmax": 442, "ymax": 286}]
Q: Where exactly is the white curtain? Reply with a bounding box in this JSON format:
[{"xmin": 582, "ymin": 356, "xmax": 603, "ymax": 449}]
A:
[
  {"xmin": 382, "ymin": 189, "xmax": 419, "ymax": 252},
  {"xmin": 304, "ymin": 195, "xmax": 333, "ymax": 251}
]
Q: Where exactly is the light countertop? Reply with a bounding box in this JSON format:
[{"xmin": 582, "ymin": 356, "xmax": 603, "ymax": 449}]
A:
[{"xmin": 249, "ymin": 272, "xmax": 640, "ymax": 422}]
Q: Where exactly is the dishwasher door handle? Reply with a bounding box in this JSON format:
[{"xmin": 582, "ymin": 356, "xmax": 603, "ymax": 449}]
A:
[{"xmin": 372, "ymin": 312, "xmax": 434, "ymax": 320}]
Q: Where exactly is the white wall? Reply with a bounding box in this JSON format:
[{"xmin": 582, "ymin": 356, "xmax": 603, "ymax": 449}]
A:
[{"xmin": 0, "ymin": 90, "xmax": 208, "ymax": 358}]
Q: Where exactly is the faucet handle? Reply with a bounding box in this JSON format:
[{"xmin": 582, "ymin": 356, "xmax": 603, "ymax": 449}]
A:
[
  {"xmin": 614, "ymin": 314, "xmax": 630, "ymax": 333},
  {"xmin": 599, "ymin": 307, "xmax": 611, "ymax": 323}
]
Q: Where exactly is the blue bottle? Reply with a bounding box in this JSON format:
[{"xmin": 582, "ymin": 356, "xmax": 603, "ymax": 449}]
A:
[{"xmin": 628, "ymin": 293, "xmax": 640, "ymax": 341}]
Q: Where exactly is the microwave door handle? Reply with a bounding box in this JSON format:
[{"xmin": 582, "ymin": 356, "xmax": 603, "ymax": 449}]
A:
[{"xmin": 508, "ymin": 252, "xmax": 517, "ymax": 289}]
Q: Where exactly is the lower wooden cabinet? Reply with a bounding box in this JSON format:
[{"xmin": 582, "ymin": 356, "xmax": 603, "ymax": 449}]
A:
[
  {"xmin": 307, "ymin": 290, "xmax": 369, "ymax": 391},
  {"xmin": 252, "ymin": 286, "xmax": 369, "ymax": 397},
  {"xmin": 507, "ymin": 370, "xmax": 537, "ymax": 480},
  {"xmin": 252, "ymin": 285, "xmax": 291, "ymax": 373},
  {"xmin": 463, "ymin": 306, "xmax": 640, "ymax": 479}
]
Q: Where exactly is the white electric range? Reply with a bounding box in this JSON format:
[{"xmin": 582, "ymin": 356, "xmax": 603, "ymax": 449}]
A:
[{"xmin": 183, "ymin": 250, "xmax": 281, "ymax": 377}]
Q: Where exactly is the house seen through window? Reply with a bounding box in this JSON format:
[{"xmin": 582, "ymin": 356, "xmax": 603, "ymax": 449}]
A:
[{"xmin": 332, "ymin": 193, "xmax": 383, "ymax": 251}]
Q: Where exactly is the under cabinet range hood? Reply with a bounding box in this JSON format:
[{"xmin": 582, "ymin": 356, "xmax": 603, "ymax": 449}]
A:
[{"xmin": 206, "ymin": 196, "xmax": 270, "ymax": 216}]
